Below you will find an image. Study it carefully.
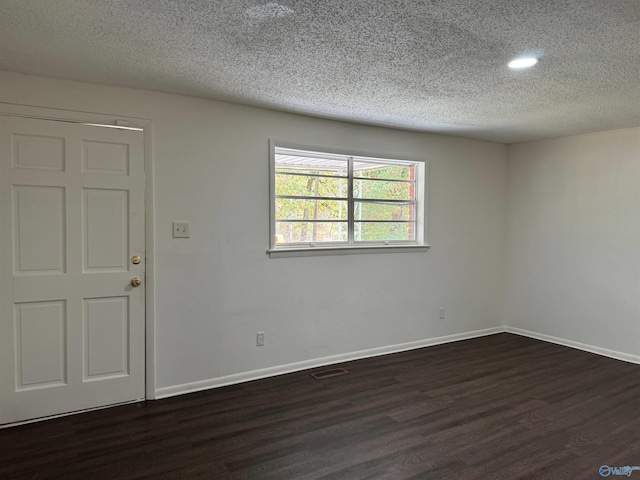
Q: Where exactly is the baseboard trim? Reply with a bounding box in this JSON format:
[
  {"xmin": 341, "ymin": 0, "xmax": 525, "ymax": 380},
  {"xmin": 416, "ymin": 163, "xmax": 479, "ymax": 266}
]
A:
[
  {"xmin": 155, "ymin": 326, "xmax": 504, "ymax": 399},
  {"xmin": 505, "ymin": 326, "xmax": 640, "ymax": 365},
  {"xmin": 155, "ymin": 326, "xmax": 640, "ymax": 400}
]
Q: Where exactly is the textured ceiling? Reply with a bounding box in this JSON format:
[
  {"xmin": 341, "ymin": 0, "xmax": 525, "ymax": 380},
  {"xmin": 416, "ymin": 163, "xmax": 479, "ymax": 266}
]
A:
[{"xmin": 0, "ymin": 0, "xmax": 639, "ymax": 143}]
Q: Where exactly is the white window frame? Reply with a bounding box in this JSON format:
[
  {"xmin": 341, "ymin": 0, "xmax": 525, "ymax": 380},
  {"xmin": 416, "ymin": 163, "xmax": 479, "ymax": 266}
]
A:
[{"xmin": 268, "ymin": 140, "xmax": 430, "ymax": 258}]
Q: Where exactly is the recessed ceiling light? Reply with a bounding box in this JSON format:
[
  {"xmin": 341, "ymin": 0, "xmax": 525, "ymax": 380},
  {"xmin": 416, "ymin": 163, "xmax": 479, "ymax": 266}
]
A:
[{"xmin": 508, "ymin": 57, "xmax": 538, "ymax": 69}]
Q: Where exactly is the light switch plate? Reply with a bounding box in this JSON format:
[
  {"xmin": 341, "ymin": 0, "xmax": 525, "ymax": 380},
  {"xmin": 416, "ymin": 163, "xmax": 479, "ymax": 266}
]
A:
[{"xmin": 173, "ymin": 221, "xmax": 190, "ymax": 238}]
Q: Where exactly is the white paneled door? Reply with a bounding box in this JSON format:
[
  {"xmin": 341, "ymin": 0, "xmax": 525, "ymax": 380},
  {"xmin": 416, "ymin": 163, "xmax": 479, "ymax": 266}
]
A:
[{"xmin": 0, "ymin": 115, "xmax": 145, "ymax": 425}]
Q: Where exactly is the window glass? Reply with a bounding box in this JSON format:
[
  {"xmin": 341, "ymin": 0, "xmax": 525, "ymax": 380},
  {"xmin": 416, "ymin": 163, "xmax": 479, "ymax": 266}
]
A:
[{"xmin": 272, "ymin": 145, "xmax": 425, "ymax": 250}]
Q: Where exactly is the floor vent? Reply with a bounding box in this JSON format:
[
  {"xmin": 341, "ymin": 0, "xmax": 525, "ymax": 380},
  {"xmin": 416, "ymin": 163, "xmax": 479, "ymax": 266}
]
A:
[{"xmin": 310, "ymin": 367, "xmax": 349, "ymax": 380}]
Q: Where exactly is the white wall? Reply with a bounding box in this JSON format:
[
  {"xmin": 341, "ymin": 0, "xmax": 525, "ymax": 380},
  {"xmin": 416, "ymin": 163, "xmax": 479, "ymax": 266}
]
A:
[
  {"xmin": 505, "ymin": 128, "xmax": 640, "ymax": 358},
  {"xmin": 0, "ymin": 71, "xmax": 507, "ymax": 394}
]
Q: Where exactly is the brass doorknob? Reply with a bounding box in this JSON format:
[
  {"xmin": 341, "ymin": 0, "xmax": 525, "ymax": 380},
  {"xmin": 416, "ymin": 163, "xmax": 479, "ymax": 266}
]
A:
[
  {"xmin": 131, "ymin": 277, "xmax": 142, "ymax": 287},
  {"xmin": 131, "ymin": 255, "xmax": 142, "ymax": 265}
]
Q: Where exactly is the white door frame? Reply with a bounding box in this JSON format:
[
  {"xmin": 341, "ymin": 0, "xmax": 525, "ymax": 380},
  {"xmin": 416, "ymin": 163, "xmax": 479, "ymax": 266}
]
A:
[{"xmin": 0, "ymin": 102, "xmax": 156, "ymax": 401}]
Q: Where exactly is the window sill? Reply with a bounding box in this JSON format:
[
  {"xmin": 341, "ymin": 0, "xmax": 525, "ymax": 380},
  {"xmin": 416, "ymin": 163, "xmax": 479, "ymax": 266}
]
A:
[{"xmin": 267, "ymin": 244, "xmax": 431, "ymax": 258}]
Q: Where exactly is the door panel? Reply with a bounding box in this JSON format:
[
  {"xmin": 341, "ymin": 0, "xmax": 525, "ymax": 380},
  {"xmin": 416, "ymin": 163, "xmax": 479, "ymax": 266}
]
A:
[
  {"xmin": 83, "ymin": 140, "xmax": 129, "ymax": 175},
  {"xmin": 15, "ymin": 300, "xmax": 67, "ymax": 390},
  {"xmin": 0, "ymin": 115, "xmax": 145, "ymax": 425},
  {"xmin": 83, "ymin": 296, "xmax": 129, "ymax": 379},
  {"xmin": 13, "ymin": 134, "xmax": 65, "ymax": 171},
  {"xmin": 83, "ymin": 188, "xmax": 129, "ymax": 271},
  {"xmin": 13, "ymin": 186, "xmax": 66, "ymax": 274}
]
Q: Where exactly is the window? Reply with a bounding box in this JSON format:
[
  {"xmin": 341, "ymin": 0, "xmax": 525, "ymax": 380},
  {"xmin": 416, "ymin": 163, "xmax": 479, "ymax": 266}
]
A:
[{"xmin": 269, "ymin": 142, "xmax": 429, "ymax": 256}]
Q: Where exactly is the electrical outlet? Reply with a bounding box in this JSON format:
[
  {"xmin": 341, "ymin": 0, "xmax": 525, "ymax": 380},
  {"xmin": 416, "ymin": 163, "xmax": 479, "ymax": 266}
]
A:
[
  {"xmin": 439, "ymin": 307, "xmax": 445, "ymax": 320},
  {"xmin": 256, "ymin": 332, "xmax": 265, "ymax": 347},
  {"xmin": 173, "ymin": 221, "xmax": 190, "ymax": 238}
]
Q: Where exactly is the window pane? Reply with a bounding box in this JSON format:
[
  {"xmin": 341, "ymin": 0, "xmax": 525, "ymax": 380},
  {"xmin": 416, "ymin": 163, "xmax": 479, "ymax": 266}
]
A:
[
  {"xmin": 354, "ymin": 222, "xmax": 416, "ymax": 242},
  {"xmin": 272, "ymin": 145, "xmax": 426, "ymax": 251},
  {"xmin": 276, "ymin": 198, "xmax": 348, "ymax": 221},
  {"xmin": 355, "ymin": 201, "xmax": 414, "ymax": 221},
  {"xmin": 353, "ymin": 179, "xmax": 414, "ymax": 200},
  {"xmin": 353, "ymin": 161, "xmax": 414, "ymax": 181},
  {"xmin": 276, "ymin": 222, "xmax": 348, "ymax": 243},
  {"xmin": 275, "ymin": 174, "xmax": 347, "ymax": 198},
  {"xmin": 275, "ymin": 153, "xmax": 348, "ymax": 176}
]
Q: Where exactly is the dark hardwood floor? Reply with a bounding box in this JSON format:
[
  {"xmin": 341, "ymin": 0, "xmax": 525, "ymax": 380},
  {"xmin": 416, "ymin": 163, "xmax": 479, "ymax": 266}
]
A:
[{"xmin": 1, "ymin": 333, "xmax": 639, "ymax": 479}]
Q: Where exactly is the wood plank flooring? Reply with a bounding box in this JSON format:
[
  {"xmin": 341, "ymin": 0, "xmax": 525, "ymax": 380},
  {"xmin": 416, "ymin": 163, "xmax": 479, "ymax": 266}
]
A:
[{"xmin": 1, "ymin": 333, "xmax": 639, "ymax": 479}]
